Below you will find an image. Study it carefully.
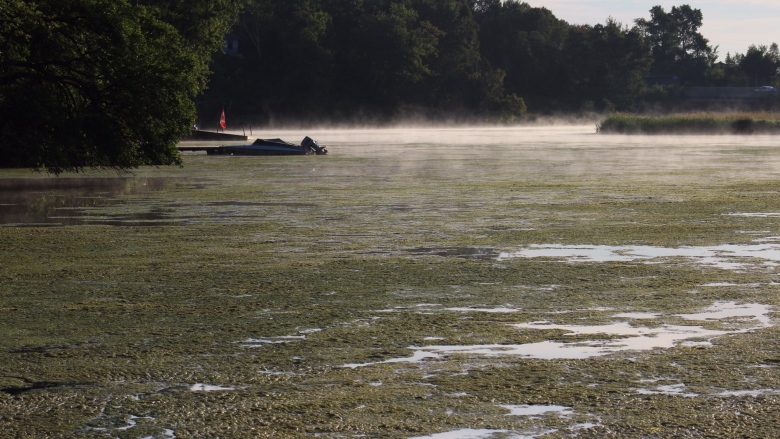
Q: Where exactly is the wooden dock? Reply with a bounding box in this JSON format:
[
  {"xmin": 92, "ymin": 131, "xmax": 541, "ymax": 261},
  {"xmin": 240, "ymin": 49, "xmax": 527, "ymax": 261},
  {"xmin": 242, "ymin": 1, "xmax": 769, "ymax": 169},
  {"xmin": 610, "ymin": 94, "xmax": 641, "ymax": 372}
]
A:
[
  {"xmin": 177, "ymin": 145, "xmax": 223, "ymax": 154},
  {"xmin": 180, "ymin": 130, "xmax": 247, "ymax": 141},
  {"xmin": 179, "ymin": 130, "xmax": 248, "ymax": 154}
]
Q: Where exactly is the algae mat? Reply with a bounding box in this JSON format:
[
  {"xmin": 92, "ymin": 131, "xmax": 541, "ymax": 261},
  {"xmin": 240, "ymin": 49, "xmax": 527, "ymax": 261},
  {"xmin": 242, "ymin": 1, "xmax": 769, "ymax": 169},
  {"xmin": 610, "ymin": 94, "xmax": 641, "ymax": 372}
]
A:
[{"xmin": 2, "ymin": 126, "xmax": 780, "ymax": 437}]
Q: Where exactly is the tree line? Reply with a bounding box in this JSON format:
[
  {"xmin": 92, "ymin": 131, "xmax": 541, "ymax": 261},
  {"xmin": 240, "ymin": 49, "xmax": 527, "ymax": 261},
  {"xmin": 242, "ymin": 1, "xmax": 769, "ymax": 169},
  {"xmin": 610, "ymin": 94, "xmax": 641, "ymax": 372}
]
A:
[{"xmin": 201, "ymin": 1, "xmax": 780, "ymax": 127}]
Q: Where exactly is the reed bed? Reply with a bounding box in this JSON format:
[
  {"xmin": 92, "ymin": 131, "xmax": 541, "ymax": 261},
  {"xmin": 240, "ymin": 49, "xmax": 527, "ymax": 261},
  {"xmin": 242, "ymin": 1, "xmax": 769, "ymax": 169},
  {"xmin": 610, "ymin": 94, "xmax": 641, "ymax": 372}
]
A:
[{"xmin": 598, "ymin": 112, "xmax": 780, "ymax": 134}]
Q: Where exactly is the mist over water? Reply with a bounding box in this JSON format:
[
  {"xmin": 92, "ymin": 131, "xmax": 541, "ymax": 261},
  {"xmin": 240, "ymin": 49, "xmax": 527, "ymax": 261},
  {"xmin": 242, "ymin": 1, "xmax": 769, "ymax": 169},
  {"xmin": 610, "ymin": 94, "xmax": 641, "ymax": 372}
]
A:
[
  {"xmin": 208, "ymin": 125, "xmax": 780, "ymax": 180},
  {"xmin": 7, "ymin": 125, "xmax": 780, "ymax": 226},
  {"xmin": 0, "ymin": 177, "xmax": 177, "ymax": 226}
]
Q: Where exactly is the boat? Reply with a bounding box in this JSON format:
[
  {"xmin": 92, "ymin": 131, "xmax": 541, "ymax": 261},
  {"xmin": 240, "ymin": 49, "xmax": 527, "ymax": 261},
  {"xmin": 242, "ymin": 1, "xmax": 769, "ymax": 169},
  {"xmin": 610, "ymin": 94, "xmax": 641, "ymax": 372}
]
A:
[{"xmin": 208, "ymin": 136, "xmax": 327, "ymax": 156}]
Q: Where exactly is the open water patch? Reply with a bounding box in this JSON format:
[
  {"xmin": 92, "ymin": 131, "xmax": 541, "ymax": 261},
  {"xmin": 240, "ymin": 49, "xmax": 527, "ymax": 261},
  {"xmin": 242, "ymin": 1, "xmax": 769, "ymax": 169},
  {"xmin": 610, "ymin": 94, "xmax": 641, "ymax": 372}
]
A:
[
  {"xmin": 409, "ymin": 404, "xmax": 589, "ymax": 439},
  {"xmin": 409, "ymin": 429, "xmax": 510, "ymax": 439},
  {"xmin": 116, "ymin": 415, "xmax": 156, "ymax": 430},
  {"xmin": 189, "ymin": 384, "xmax": 235, "ymax": 392},
  {"xmin": 0, "ymin": 177, "xmax": 183, "ymax": 226},
  {"xmin": 634, "ymin": 383, "xmax": 698, "ymax": 397},
  {"xmin": 238, "ymin": 335, "xmax": 306, "ymax": 348},
  {"xmin": 498, "ymin": 243, "xmax": 780, "ymax": 270},
  {"xmin": 237, "ymin": 329, "xmax": 320, "ymax": 348},
  {"xmin": 344, "ymin": 302, "xmax": 772, "ymax": 365},
  {"xmin": 86, "ymin": 414, "xmax": 168, "ymax": 436},
  {"xmin": 716, "ymin": 389, "xmax": 780, "ymax": 397},
  {"xmin": 500, "ymin": 404, "xmax": 573, "ymax": 417}
]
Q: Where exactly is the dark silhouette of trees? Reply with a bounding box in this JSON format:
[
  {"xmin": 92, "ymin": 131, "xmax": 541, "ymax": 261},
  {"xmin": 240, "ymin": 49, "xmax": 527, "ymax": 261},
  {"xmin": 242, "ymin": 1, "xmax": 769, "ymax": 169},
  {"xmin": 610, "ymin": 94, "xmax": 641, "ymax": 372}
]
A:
[
  {"xmin": 740, "ymin": 44, "xmax": 780, "ymax": 87},
  {"xmin": 207, "ymin": 0, "xmax": 661, "ymax": 122},
  {"xmin": 0, "ymin": 0, "xmax": 242, "ymax": 173},
  {"xmin": 206, "ymin": 0, "xmax": 526, "ymax": 124},
  {"xmin": 473, "ymin": 2, "xmax": 571, "ymax": 111},
  {"xmin": 561, "ymin": 20, "xmax": 651, "ymax": 112},
  {"xmin": 635, "ymin": 5, "xmax": 716, "ymax": 85}
]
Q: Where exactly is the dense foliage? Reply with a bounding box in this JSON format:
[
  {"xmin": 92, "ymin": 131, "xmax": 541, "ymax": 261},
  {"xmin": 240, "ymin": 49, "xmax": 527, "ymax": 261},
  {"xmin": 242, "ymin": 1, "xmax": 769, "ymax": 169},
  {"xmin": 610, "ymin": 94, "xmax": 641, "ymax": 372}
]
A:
[
  {"xmin": 635, "ymin": 5, "xmax": 716, "ymax": 85},
  {"xmin": 202, "ymin": 0, "xmax": 529, "ymax": 126},
  {"xmin": 0, "ymin": 0, "xmax": 241, "ymax": 173},
  {"xmin": 202, "ymin": 1, "xmax": 779, "ymax": 127}
]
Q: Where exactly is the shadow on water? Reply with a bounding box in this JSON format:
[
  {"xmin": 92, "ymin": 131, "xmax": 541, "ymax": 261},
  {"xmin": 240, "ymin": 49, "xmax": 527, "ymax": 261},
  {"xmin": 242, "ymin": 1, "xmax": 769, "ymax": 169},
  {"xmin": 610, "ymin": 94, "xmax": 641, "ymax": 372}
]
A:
[
  {"xmin": 0, "ymin": 381, "xmax": 72, "ymax": 396},
  {"xmin": 0, "ymin": 177, "xmax": 183, "ymax": 227},
  {"xmin": 408, "ymin": 247, "xmax": 499, "ymax": 260}
]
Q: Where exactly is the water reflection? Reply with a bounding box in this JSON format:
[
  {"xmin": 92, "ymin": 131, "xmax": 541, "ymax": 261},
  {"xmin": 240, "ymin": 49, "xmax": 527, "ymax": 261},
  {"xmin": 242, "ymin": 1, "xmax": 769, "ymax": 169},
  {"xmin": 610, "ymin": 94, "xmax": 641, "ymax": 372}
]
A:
[
  {"xmin": 498, "ymin": 243, "xmax": 780, "ymax": 271},
  {"xmin": 0, "ymin": 177, "xmax": 175, "ymax": 227},
  {"xmin": 345, "ymin": 302, "xmax": 772, "ymax": 365}
]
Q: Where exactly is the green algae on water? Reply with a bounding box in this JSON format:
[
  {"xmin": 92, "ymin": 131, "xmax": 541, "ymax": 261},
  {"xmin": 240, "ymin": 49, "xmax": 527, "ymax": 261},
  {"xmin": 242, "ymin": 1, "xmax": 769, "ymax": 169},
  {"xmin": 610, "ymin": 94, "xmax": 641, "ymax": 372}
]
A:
[{"xmin": 3, "ymin": 127, "xmax": 780, "ymax": 437}]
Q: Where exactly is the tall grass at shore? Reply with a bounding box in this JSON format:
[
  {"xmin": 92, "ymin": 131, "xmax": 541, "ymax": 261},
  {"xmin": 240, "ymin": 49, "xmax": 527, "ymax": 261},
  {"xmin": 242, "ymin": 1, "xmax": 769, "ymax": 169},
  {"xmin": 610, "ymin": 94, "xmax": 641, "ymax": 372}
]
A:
[{"xmin": 598, "ymin": 112, "xmax": 780, "ymax": 134}]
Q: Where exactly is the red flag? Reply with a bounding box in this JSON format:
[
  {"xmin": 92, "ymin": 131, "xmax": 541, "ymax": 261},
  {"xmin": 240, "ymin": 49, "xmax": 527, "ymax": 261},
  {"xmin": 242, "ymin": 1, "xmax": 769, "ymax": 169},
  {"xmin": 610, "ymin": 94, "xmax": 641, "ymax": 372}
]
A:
[{"xmin": 220, "ymin": 108, "xmax": 226, "ymax": 130}]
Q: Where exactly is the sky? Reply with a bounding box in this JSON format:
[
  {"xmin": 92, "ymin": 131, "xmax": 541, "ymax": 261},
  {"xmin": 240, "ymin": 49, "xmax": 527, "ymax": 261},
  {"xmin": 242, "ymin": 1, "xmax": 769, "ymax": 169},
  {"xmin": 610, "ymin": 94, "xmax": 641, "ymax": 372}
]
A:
[{"xmin": 523, "ymin": 1, "xmax": 780, "ymax": 59}]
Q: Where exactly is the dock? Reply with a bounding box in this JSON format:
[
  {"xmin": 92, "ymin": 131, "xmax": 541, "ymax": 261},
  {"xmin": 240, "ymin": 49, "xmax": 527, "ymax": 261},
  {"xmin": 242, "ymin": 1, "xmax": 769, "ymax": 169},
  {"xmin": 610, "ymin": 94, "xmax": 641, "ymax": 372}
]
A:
[
  {"xmin": 180, "ymin": 130, "xmax": 247, "ymax": 142},
  {"xmin": 178, "ymin": 130, "xmax": 248, "ymax": 154},
  {"xmin": 177, "ymin": 145, "xmax": 240, "ymax": 155}
]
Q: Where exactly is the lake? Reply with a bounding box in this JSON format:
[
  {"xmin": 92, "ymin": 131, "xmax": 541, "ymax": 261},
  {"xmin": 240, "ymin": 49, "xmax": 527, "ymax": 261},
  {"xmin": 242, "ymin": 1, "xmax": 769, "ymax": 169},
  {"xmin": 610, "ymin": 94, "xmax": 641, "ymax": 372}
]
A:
[{"xmin": 2, "ymin": 125, "xmax": 780, "ymax": 438}]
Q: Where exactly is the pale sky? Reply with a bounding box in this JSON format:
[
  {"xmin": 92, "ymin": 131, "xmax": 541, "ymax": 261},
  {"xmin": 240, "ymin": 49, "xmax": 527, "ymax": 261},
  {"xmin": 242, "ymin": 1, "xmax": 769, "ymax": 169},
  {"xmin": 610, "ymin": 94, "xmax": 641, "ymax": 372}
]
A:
[{"xmin": 523, "ymin": 1, "xmax": 780, "ymax": 59}]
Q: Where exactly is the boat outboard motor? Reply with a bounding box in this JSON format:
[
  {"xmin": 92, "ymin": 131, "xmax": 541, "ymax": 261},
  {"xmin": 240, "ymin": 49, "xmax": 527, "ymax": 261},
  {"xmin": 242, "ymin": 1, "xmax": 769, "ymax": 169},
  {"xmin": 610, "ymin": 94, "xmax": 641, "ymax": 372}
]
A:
[{"xmin": 302, "ymin": 136, "xmax": 327, "ymax": 155}]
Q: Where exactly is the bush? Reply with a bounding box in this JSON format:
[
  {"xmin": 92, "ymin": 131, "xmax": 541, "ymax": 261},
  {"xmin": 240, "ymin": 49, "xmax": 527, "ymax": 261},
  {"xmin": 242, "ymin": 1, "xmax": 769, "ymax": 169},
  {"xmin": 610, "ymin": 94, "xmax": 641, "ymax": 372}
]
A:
[{"xmin": 598, "ymin": 112, "xmax": 780, "ymax": 134}]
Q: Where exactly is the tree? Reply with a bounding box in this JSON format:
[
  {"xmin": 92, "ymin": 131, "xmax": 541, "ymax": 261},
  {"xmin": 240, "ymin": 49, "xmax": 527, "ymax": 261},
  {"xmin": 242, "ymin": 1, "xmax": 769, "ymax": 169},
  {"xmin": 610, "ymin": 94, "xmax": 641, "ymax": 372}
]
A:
[
  {"xmin": 635, "ymin": 5, "xmax": 716, "ymax": 85},
  {"xmin": 0, "ymin": 0, "xmax": 241, "ymax": 174},
  {"xmin": 562, "ymin": 19, "xmax": 651, "ymax": 112},
  {"xmin": 410, "ymin": 0, "xmax": 481, "ymax": 112},
  {"xmin": 740, "ymin": 44, "xmax": 780, "ymax": 86},
  {"xmin": 473, "ymin": 1, "xmax": 570, "ymax": 111},
  {"xmin": 359, "ymin": 3, "xmax": 442, "ymax": 104},
  {"xmin": 220, "ymin": 0, "xmax": 448, "ymax": 122}
]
